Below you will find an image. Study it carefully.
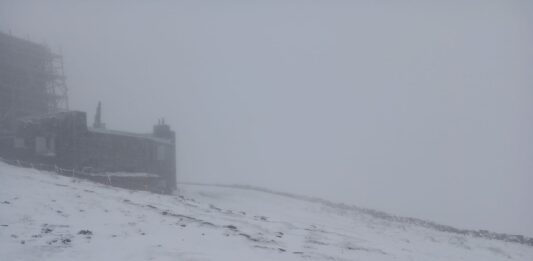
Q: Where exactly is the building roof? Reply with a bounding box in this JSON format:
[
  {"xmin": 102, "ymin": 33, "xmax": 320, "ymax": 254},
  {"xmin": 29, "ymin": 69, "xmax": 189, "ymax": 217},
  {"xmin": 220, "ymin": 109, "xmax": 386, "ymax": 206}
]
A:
[
  {"xmin": 16, "ymin": 110, "xmax": 82, "ymax": 122},
  {"xmin": 88, "ymin": 127, "xmax": 173, "ymax": 145},
  {"xmin": 16, "ymin": 110, "xmax": 173, "ymax": 145}
]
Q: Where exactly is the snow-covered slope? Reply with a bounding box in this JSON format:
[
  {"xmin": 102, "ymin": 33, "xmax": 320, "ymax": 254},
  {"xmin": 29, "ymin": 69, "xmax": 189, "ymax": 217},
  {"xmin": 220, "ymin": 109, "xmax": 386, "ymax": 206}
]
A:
[{"xmin": 1, "ymin": 162, "xmax": 532, "ymax": 261}]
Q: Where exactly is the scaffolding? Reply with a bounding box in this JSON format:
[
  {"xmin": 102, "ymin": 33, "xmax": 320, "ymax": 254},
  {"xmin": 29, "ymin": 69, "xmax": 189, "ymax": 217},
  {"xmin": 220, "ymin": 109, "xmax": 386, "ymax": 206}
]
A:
[
  {"xmin": 45, "ymin": 52, "xmax": 69, "ymax": 112},
  {"xmin": 0, "ymin": 31, "xmax": 69, "ymax": 130}
]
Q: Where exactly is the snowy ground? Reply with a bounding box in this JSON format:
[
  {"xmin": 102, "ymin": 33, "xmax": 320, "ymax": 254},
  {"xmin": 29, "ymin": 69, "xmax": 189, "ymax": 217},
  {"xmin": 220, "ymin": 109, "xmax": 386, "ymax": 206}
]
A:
[{"xmin": 1, "ymin": 162, "xmax": 532, "ymax": 261}]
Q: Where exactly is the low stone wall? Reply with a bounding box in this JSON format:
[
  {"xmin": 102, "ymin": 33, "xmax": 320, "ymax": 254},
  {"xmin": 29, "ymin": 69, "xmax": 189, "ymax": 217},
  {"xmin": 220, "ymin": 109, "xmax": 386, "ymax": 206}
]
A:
[{"xmin": 0, "ymin": 157, "xmax": 168, "ymax": 194}]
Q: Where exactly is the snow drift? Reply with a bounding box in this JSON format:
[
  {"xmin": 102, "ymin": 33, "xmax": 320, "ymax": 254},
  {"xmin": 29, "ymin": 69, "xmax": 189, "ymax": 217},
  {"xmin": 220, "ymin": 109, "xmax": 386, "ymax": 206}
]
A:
[{"xmin": 1, "ymin": 162, "xmax": 532, "ymax": 261}]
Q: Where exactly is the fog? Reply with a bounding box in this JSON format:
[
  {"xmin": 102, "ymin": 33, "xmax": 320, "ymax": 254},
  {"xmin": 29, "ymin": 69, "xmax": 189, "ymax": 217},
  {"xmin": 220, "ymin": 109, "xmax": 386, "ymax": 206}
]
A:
[{"xmin": 1, "ymin": 0, "xmax": 532, "ymax": 236}]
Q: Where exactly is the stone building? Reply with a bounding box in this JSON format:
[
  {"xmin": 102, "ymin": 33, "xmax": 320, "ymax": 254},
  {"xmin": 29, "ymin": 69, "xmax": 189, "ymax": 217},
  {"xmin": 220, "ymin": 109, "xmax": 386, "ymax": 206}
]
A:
[{"xmin": 0, "ymin": 31, "xmax": 177, "ymax": 193}]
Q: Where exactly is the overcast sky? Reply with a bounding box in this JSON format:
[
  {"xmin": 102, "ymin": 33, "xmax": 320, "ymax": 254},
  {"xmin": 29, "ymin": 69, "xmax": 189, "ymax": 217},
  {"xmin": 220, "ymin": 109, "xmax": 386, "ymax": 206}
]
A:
[{"xmin": 1, "ymin": 0, "xmax": 532, "ymax": 236}]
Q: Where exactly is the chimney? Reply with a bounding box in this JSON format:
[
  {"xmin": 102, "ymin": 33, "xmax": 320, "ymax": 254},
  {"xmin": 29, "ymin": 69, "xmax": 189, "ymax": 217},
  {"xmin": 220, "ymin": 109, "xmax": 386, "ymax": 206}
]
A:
[
  {"xmin": 153, "ymin": 118, "xmax": 174, "ymax": 140},
  {"xmin": 93, "ymin": 101, "xmax": 106, "ymax": 129}
]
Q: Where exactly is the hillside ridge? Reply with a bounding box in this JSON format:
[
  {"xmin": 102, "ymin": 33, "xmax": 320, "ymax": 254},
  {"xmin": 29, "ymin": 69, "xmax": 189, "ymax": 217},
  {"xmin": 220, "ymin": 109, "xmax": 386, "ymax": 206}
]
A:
[{"xmin": 179, "ymin": 182, "xmax": 533, "ymax": 246}]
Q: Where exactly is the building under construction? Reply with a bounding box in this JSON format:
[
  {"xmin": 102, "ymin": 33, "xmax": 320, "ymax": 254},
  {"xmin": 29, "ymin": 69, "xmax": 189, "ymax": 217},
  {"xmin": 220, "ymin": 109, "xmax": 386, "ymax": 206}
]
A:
[
  {"xmin": 0, "ymin": 31, "xmax": 68, "ymax": 132},
  {"xmin": 0, "ymin": 31, "xmax": 176, "ymax": 194}
]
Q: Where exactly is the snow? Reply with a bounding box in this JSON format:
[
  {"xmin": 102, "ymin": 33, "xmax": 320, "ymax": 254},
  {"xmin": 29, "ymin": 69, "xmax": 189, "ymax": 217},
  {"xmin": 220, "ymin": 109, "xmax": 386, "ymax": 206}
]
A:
[
  {"xmin": 1, "ymin": 162, "xmax": 532, "ymax": 261},
  {"xmin": 83, "ymin": 171, "xmax": 160, "ymax": 178}
]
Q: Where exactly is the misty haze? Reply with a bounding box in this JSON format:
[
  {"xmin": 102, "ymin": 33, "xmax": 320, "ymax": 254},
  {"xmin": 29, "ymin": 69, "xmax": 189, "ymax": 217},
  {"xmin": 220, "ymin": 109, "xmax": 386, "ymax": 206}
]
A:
[{"xmin": 1, "ymin": 1, "xmax": 532, "ymax": 260}]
